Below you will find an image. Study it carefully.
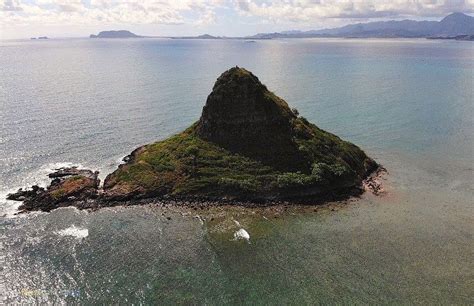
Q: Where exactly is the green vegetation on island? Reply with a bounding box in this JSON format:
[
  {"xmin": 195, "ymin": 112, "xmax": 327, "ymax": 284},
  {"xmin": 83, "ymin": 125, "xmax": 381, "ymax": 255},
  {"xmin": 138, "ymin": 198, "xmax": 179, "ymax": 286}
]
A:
[{"xmin": 103, "ymin": 67, "xmax": 378, "ymax": 201}]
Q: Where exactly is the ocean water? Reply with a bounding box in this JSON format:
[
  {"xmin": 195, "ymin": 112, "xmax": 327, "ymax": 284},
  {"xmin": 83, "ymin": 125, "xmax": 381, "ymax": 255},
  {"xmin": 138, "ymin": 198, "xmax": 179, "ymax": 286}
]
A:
[{"xmin": 0, "ymin": 38, "xmax": 473, "ymax": 304}]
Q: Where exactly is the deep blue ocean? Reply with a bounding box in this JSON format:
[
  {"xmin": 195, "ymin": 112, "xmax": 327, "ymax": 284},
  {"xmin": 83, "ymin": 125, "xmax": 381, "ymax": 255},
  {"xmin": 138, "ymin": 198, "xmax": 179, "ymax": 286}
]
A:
[{"xmin": 1, "ymin": 38, "xmax": 473, "ymax": 303}]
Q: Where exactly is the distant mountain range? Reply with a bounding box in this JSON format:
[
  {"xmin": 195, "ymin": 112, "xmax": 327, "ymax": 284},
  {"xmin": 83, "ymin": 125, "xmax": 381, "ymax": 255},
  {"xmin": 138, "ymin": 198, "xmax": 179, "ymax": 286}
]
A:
[
  {"xmin": 90, "ymin": 13, "xmax": 473, "ymax": 41},
  {"xmin": 248, "ymin": 13, "xmax": 474, "ymax": 39}
]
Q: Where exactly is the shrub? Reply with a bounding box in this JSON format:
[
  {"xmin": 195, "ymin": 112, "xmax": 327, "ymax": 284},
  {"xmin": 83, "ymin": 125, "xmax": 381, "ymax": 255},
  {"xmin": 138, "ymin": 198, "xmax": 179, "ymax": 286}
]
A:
[
  {"xmin": 312, "ymin": 162, "xmax": 351, "ymax": 179},
  {"xmin": 219, "ymin": 177, "xmax": 259, "ymax": 192},
  {"xmin": 299, "ymin": 116, "xmax": 309, "ymax": 125},
  {"xmin": 277, "ymin": 172, "xmax": 314, "ymax": 188}
]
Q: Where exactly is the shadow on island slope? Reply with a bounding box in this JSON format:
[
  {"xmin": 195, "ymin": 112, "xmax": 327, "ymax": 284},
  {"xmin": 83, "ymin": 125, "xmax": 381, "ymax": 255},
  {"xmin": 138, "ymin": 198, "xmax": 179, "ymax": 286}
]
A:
[{"xmin": 9, "ymin": 67, "xmax": 382, "ymax": 212}]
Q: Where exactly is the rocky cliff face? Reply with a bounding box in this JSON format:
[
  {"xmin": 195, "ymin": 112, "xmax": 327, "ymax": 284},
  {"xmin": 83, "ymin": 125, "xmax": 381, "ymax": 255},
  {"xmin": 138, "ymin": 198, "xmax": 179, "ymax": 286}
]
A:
[{"xmin": 196, "ymin": 67, "xmax": 306, "ymax": 171}]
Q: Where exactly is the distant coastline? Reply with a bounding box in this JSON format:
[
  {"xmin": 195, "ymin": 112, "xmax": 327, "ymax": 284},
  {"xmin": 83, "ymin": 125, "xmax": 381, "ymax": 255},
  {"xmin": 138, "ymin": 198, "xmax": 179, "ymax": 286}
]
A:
[
  {"xmin": 427, "ymin": 34, "xmax": 474, "ymax": 41},
  {"xmin": 243, "ymin": 12, "xmax": 473, "ymax": 40},
  {"xmin": 20, "ymin": 13, "xmax": 473, "ymax": 42},
  {"xmin": 86, "ymin": 13, "xmax": 473, "ymax": 42},
  {"xmin": 170, "ymin": 12, "xmax": 473, "ymax": 40}
]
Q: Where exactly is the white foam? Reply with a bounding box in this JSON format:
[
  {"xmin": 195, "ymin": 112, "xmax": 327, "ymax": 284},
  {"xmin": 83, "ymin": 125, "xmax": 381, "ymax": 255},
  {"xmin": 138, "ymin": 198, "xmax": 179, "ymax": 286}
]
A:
[
  {"xmin": 0, "ymin": 189, "xmax": 26, "ymax": 218},
  {"xmin": 55, "ymin": 225, "xmax": 89, "ymax": 239},
  {"xmin": 17, "ymin": 162, "xmax": 87, "ymax": 190},
  {"xmin": 194, "ymin": 215, "xmax": 204, "ymax": 225},
  {"xmin": 0, "ymin": 198, "xmax": 23, "ymax": 219},
  {"xmin": 39, "ymin": 162, "xmax": 87, "ymax": 177},
  {"xmin": 1, "ymin": 162, "xmax": 88, "ymax": 217},
  {"xmin": 233, "ymin": 228, "xmax": 250, "ymax": 242}
]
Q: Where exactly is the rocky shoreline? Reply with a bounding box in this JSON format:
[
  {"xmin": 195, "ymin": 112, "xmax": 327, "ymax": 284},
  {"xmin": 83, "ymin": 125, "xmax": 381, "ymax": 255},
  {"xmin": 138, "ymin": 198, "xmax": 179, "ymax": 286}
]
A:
[
  {"xmin": 7, "ymin": 165, "xmax": 386, "ymax": 213},
  {"xmin": 7, "ymin": 167, "xmax": 100, "ymax": 212}
]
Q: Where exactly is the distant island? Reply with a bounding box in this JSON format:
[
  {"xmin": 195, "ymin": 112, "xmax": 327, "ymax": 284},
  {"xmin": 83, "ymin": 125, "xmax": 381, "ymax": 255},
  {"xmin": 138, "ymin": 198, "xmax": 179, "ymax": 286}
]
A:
[
  {"xmin": 171, "ymin": 34, "xmax": 221, "ymax": 40},
  {"xmin": 90, "ymin": 30, "xmax": 142, "ymax": 39},
  {"xmin": 30, "ymin": 36, "xmax": 48, "ymax": 40},
  {"xmin": 8, "ymin": 67, "xmax": 382, "ymax": 212},
  {"xmin": 427, "ymin": 34, "xmax": 474, "ymax": 41}
]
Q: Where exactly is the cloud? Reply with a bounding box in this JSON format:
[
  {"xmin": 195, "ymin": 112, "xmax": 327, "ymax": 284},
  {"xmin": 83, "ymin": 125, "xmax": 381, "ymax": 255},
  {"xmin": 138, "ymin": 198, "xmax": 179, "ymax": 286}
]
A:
[
  {"xmin": 0, "ymin": 0, "xmax": 472, "ymax": 30},
  {"xmin": 233, "ymin": 0, "xmax": 474, "ymax": 22},
  {"xmin": 196, "ymin": 10, "xmax": 217, "ymax": 25},
  {"xmin": 0, "ymin": 0, "xmax": 222, "ymax": 26}
]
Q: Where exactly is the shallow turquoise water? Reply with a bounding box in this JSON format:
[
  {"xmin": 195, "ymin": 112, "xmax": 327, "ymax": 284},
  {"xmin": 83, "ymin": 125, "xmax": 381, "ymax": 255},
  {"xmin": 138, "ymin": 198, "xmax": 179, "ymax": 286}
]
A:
[{"xmin": 0, "ymin": 38, "xmax": 473, "ymax": 304}]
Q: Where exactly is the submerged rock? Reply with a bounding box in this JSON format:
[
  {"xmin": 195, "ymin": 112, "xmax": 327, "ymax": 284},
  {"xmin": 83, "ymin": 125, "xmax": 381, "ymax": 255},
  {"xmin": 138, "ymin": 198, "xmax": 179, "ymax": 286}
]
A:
[
  {"xmin": 48, "ymin": 167, "xmax": 98, "ymax": 179},
  {"xmin": 7, "ymin": 185, "xmax": 44, "ymax": 201}
]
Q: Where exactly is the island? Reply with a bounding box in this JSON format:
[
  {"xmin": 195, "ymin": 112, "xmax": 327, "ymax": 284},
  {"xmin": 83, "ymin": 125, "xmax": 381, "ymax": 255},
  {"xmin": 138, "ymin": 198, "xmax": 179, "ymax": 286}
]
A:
[
  {"xmin": 8, "ymin": 67, "xmax": 382, "ymax": 212},
  {"xmin": 171, "ymin": 34, "xmax": 222, "ymax": 39},
  {"xmin": 90, "ymin": 30, "xmax": 142, "ymax": 39},
  {"xmin": 427, "ymin": 34, "xmax": 474, "ymax": 41}
]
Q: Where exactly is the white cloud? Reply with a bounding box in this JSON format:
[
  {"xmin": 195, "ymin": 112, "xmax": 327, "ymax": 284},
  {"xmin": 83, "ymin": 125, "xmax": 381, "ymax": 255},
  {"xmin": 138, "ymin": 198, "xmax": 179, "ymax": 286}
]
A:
[
  {"xmin": 0, "ymin": 0, "xmax": 222, "ymax": 26},
  {"xmin": 233, "ymin": 0, "xmax": 474, "ymax": 22},
  {"xmin": 0, "ymin": 0, "xmax": 472, "ymax": 37},
  {"xmin": 196, "ymin": 10, "xmax": 217, "ymax": 25}
]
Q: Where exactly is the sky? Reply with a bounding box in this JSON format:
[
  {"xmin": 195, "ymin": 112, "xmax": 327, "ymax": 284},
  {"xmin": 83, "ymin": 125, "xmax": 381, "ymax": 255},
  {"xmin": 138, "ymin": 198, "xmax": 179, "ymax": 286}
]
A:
[{"xmin": 1, "ymin": 0, "xmax": 473, "ymax": 39}]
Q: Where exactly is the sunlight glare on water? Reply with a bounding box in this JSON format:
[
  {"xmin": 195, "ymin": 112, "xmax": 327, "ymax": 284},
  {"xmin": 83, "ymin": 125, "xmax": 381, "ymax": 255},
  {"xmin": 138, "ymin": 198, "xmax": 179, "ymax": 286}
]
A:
[{"xmin": 0, "ymin": 38, "xmax": 473, "ymax": 304}]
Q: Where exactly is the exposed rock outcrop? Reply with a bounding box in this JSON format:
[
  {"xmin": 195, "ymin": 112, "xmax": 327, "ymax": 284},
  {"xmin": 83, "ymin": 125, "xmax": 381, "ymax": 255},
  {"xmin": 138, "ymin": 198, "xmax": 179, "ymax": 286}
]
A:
[
  {"xmin": 8, "ymin": 167, "xmax": 100, "ymax": 212},
  {"xmin": 196, "ymin": 67, "xmax": 306, "ymax": 171}
]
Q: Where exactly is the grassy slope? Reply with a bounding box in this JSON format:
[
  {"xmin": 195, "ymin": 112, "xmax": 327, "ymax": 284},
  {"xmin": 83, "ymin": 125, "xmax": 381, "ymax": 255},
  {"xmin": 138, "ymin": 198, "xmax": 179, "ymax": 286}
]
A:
[{"xmin": 104, "ymin": 118, "xmax": 376, "ymax": 200}]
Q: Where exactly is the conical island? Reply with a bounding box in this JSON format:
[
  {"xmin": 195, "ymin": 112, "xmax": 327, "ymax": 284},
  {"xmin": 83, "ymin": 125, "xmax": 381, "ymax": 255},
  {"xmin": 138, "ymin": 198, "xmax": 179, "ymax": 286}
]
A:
[
  {"xmin": 103, "ymin": 67, "xmax": 378, "ymax": 200},
  {"xmin": 9, "ymin": 67, "xmax": 379, "ymax": 211}
]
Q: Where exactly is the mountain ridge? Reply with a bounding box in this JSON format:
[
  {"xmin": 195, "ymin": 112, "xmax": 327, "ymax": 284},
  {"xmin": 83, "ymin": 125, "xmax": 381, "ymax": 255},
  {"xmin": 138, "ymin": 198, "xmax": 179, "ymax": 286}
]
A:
[
  {"xmin": 88, "ymin": 13, "xmax": 472, "ymax": 41},
  {"xmin": 90, "ymin": 30, "xmax": 142, "ymax": 38},
  {"xmin": 248, "ymin": 13, "xmax": 474, "ymax": 39}
]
